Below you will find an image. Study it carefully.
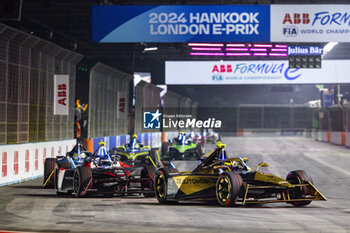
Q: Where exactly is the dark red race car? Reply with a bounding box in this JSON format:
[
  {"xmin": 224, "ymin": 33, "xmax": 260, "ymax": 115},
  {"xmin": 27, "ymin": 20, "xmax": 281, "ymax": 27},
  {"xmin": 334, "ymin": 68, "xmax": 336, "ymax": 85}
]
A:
[{"xmin": 43, "ymin": 141, "xmax": 156, "ymax": 197}]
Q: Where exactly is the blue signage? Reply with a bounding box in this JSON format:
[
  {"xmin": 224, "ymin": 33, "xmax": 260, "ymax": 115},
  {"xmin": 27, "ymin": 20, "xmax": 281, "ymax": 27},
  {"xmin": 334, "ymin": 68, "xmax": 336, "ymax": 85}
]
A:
[
  {"xmin": 92, "ymin": 5, "xmax": 270, "ymax": 42},
  {"xmin": 323, "ymin": 93, "xmax": 334, "ymax": 108},
  {"xmin": 288, "ymin": 46, "xmax": 324, "ymax": 55}
]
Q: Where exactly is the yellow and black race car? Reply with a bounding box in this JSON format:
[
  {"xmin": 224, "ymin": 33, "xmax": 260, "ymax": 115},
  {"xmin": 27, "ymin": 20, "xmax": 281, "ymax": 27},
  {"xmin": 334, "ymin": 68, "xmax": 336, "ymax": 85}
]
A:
[{"xmin": 155, "ymin": 142, "xmax": 326, "ymax": 207}]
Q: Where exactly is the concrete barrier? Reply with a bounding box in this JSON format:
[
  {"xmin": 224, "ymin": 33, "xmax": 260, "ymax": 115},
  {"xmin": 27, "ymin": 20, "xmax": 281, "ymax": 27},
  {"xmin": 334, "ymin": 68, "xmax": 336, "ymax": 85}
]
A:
[
  {"xmin": 330, "ymin": 131, "xmax": 343, "ymax": 145},
  {"xmin": 236, "ymin": 128, "xmax": 305, "ymax": 137},
  {"xmin": 346, "ymin": 132, "xmax": 350, "ymax": 148},
  {"xmin": 85, "ymin": 132, "xmax": 163, "ymax": 152},
  {"xmin": 0, "ymin": 139, "xmax": 75, "ymax": 186},
  {"xmin": 319, "ymin": 131, "xmax": 328, "ymax": 142}
]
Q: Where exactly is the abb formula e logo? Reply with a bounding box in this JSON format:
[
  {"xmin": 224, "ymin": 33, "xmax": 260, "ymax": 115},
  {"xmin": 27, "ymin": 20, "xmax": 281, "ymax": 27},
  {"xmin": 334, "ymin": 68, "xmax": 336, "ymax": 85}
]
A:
[
  {"xmin": 211, "ymin": 63, "xmax": 302, "ymax": 81},
  {"xmin": 282, "ymin": 13, "xmax": 310, "ymax": 37},
  {"xmin": 281, "ymin": 11, "xmax": 350, "ymax": 37}
]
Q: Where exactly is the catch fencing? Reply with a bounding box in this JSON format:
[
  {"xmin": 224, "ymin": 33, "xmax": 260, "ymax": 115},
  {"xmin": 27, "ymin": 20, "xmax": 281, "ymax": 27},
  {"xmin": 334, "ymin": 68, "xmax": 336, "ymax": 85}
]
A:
[
  {"xmin": 0, "ymin": 23, "xmax": 83, "ymax": 144},
  {"xmin": 88, "ymin": 63, "xmax": 132, "ymax": 138}
]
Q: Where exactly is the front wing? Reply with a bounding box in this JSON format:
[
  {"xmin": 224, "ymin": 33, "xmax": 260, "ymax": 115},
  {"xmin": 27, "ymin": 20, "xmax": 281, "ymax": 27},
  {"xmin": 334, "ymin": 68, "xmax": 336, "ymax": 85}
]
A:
[{"xmin": 239, "ymin": 181, "xmax": 326, "ymax": 205}]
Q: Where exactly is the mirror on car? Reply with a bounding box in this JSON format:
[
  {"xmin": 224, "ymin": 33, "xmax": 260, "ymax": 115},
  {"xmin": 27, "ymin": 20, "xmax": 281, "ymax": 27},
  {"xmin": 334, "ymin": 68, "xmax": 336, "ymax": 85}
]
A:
[{"xmin": 257, "ymin": 162, "xmax": 269, "ymax": 171}]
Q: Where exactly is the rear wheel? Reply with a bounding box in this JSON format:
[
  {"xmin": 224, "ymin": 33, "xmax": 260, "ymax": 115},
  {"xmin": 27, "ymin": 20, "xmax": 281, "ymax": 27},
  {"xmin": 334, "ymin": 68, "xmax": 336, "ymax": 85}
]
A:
[
  {"xmin": 286, "ymin": 170, "xmax": 313, "ymax": 207},
  {"xmin": 43, "ymin": 158, "xmax": 56, "ymax": 188},
  {"xmin": 161, "ymin": 142, "xmax": 170, "ymax": 155},
  {"xmin": 216, "ymin": 172, "xmax": 243, "ymax": 207},
  {"xmin": 149, "ymin": 149, "xmax": 158, "ymax": 166},
  {"xmin": 141, "ymin": 166, "xmax": 156, "ymax": 197},
  {"xmin": 73, "ymin": 166, "xmax": 92, "ymax": 197}
]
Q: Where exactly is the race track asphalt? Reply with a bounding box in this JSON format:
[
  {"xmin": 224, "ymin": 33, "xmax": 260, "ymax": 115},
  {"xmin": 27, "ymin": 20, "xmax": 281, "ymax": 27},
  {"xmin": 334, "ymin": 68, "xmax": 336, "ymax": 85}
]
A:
[{"xmin": 0, "ymin": 136, "xmax": 350, "ymax": 233}]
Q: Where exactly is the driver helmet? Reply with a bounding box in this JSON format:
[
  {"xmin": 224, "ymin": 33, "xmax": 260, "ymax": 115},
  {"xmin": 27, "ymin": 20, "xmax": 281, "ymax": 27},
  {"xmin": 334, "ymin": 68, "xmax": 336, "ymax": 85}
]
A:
[
  {"xmin": 72, "ymin": 152, "xmax": 86, "ymax": 163},
  {"xmin": 96, "ymin": 146, "xmax": 109, "ymax": 160},
  {"xmin": 130, "ymin": 134, "xmax": 140, "ymax": 149},
  {"xmin": 72, "ymin": 153, "xmax": 80, "ymax": 161},
  {"xmin": 80, "ymin": 152, "xmax": 86, "ymax": 159}
]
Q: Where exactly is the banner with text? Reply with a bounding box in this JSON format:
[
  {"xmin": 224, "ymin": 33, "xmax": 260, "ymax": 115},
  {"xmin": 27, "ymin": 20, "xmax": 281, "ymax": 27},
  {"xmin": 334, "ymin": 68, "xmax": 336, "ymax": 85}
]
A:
[
  {"xmin": 92, "ymin": 5, "xmax": 270, "ymax": 42},
  {"xmin": 271, "ymin": 5, "xmax": 350, "ymax": 42},
  {"xmin": 54, "ymin": 75, "xmax": 69, "ymax": 115},
  {"xmin": 165, "ymin": 60, "xmax": 350, "ymax": 85},
  {"xmin": 92, "ymin": 5, "xmax": 350, "ymax": 43}
]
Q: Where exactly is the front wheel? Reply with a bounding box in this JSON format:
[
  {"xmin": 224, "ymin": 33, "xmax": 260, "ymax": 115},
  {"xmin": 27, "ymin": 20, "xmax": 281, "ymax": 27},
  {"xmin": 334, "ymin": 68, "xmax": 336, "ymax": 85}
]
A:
[
  {"xmin": 216, "ymin": 172, "xmax": 243, "ymax": 207},
  {"xmin": 286, "ymin": 170, "xmax": 313, "ymax": 207},
  {"xmin": 161, "ymin": 142, "xmax": 170, "ymax": 156},
  {"xmin": 155, "ymin": 169, "xmax": 178, "ymax": 204},
  {"xmin": 141, "ymin": 166, "xmax": 156, "ymax": 198},
  {"xmin": 73, "ymin": 166, "xmax": 92, "ymax": 197}
]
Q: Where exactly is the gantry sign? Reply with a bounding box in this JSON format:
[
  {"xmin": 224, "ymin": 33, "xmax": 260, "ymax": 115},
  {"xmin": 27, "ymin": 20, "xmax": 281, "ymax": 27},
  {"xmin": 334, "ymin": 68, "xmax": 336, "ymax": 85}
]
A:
[{"xmin": 92, "ymin": 5, "xmax": 350, "ymax": 43}]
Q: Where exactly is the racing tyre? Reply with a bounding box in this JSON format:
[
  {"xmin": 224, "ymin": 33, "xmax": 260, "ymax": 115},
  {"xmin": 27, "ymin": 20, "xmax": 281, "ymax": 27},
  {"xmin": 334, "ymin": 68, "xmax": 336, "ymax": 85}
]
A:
[
  {"xmin": 196, "ymin": 143, "xmax": 204, "ymax": 156},
  {"xmin": 286, "ymin": 170, "xmax": 313, "ymax": 207},
  {"xmin": 216, "ymin": 172, "xmax": 243, "ymax": 207},
  {"xmin": 161, "ymin": 142, "xmax": 170, "ymax": 155},
  {"xmin": 149, "ymin": 148, "xmax": 158, "ymax": 166},
  {"xmin": 155, "ymin": 169, "xmax": 177, "ymax": 204},
  {"xmin": 141, "ymin": 166, "xmax": 156, "ymax": 197},
  {"xmin": 43, "ymin": 158, "xmax": 56, "ymax": 188},
  {"xmin": 73, "ymin": 166, "xmax": 92, "ymax": 197}
]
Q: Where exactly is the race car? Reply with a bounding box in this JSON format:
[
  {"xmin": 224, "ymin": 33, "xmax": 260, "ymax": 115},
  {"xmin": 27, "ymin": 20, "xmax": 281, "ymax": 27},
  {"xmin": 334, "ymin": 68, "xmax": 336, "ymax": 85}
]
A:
[
  {"xmin": 43, "ymin": 141, "xmax": 89, "ymax": 188},
  {"xmin": 155, "ymin": 142, "xmax": 327, "ymax": 207},
  {"xmin": 203, "ymin": 129, "xmax": 220, "ymax": 144},
  {"xmin": 110, "ymin": 134, "xmax": 158, "ymax": 166},
  {"xmin": 45, "ymin": 140, "xmax": 156, "ymax": 197},
  {"xmin": 161, "ymin": 132, "xmax": 204, "ymax": 157},
  {"xmin": 187, "ymin": 131, "xmax": 202, "ymax": 144}
]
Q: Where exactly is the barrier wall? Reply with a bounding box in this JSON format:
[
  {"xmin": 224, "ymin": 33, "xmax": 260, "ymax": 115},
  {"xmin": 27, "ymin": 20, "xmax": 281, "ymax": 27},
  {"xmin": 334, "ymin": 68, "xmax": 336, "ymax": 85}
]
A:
[
  {"xmin": 86, "ymin": 132, "xmax": 163, "ymax": 152},
  {"xmin": 236, "ymin": 128, "xmax": 306, "ymax": 137},
  {"xmin": 0, "ymin": 139, "xmax": 75, "ymax": 186},
  {"xmin": 346, "ymin": 132, "xmax": 350, "ymax": 148},
  {"xmin": 0, "ymin": 132, "xmax": 163, "ymax": 186},
  {"xmin": 330, "ymin": 131, "xmax": 343, "ymax": 145}
]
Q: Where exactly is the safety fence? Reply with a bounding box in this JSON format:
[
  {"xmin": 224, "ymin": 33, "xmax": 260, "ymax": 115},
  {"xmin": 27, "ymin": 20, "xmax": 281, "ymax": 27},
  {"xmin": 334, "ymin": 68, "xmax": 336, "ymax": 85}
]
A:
[
  {"xmin": 88, "ymin": 63, "xmax": 132, "ymax": 138},
  {"xmin": 0, "ymin": 23, "xmax": 83, "ymax": 144},
  {"xmin": 0, "ymin": 139, "xmax": 75, "ymax": 186},
  {"xmin": 232, "ymin": 105, "xmax": 350, "ymax": 148},
  {"xmin": 134, "ymin": 81, "xmax": 163, "ymax": 134},
  {"xmin": 310, "ymin": 106, "xmax": 350, "ymax": 147}
]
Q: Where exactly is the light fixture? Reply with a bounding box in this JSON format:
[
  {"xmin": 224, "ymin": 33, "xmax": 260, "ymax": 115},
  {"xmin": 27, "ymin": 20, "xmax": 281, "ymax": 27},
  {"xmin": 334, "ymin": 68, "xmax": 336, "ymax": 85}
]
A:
[
  {"xmin": 226, "ymin": 53, "xmax": 252, "ymax": 56},
  {"xmin": 189, "ymin": 52, "xmax": 225, "ymax": 56},
  {"xmin": 188, "ymin": 43, "xmax": 224, "ymax": 47},
  {"xmin": 191, "ymin": 47, "xmax": 222, "ymax": 51},
  {"xmin": 144, "ymin": 47, "xmax": 158, "ymax": 52},
  {"xmin": 225, "ymin": 48, "xmax": 249, "ymax": 51}
]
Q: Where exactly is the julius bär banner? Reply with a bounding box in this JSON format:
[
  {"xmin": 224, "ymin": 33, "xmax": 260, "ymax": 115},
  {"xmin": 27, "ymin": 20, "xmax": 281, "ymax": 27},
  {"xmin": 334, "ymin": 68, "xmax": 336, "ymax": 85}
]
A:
[
  {"xmin": 271, "ymin": 5, "xmax": 350, "ymax": 42},
  {"xmin": 54, "ymin": 75, "xmax": 69, "ymax": 115},
  {"xmin": 91, "ymin": 5, "xmax": 270, "ymax": 42},
  {"xmin": 165, "ymin": 60, "xmax": 350, "ymax": 85}
]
